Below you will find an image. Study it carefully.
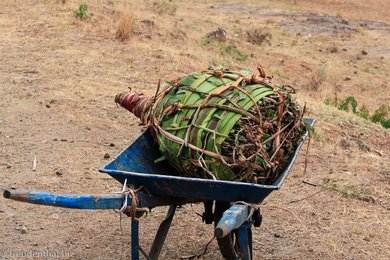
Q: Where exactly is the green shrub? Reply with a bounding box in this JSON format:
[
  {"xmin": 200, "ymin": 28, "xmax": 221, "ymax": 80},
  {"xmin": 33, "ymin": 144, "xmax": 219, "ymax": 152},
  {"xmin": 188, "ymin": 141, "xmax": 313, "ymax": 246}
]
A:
[
  {"xmin": 324, "ymin": 96, "xmax": 389, "ymax": 129},
  {"xmin": 338, "ymin": 96, "xmax": 358, "ymax": 113},
  {"xmin": 371, "ymin": 105, "xmax": 390, "ymax": 128},
  {"xmin": 75, "ymin": 2, "xmax": 89, "ymax": 20}
]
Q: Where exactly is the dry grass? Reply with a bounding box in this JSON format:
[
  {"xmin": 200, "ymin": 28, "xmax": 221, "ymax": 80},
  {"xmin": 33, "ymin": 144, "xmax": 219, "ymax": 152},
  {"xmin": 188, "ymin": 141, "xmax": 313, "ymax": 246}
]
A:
[{"xmin": 115, "ymin": 11, "xmax": 134, "ymax": 41}]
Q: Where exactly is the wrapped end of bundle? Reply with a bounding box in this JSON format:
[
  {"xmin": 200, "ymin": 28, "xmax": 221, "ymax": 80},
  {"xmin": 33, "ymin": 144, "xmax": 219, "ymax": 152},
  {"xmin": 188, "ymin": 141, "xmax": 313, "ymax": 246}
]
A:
[{"xmin": 115, "ymin": 92, "xmax": 152, "ymax": 124}]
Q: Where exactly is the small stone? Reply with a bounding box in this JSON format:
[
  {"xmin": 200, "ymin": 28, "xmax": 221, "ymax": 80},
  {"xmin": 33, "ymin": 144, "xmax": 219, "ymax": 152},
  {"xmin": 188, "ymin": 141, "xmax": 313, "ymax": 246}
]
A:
[
  {"xmin": 361, "ymin": 50, "xmax": 368, "ymax": 55},
  {"xmin": 109, "ymin": 143, "xmax": 115, "ymax": 147},
  {"xmin": 6, "ymin": 164, "xmax": 11, "ymax": 169},
  {"xmin": 342, "ymin": 48, "xmax": 348, "ymax": 52},
  {"xmin": 344, "ymin": 76, "xmax": 352, "ymax": 81},
  {"xmin": 55, "ymin": 170, "xmax": 63, "ymax": 176},
  {"xmin": 21, "ymin": 226, "xmax": 28, "ymax": 234},
  {"xmin": 60, "ymin": 139, "xmax": 67, "ymax": 142},
  {"xmin": 273, "ymin": 233, "xmax": 281, "ymax": 238},
  {"xmin": 141, "ymin": 19, "xmax": 154, "ymax": 26},
  {"xmin": 85, "ymin": 127, "xmax": 91, "ymax": 130},
  {"xmin": 33, "ymin": 243, "xmax": 39, "ymax": 246},
  {"xmin": 45, "ymin": 104, "xmax": 51, "ymax": 108},
  {"xmin": 104, "ymin": 153, "xmax": 110, "ymax": 159}
]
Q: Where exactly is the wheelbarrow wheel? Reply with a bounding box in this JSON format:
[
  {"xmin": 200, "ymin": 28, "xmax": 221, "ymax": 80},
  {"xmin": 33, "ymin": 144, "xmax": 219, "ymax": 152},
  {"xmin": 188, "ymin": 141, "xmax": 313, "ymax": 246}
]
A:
[{"xmin": 214, "ymin": 201, "xmax": 253, "ymax": 260}]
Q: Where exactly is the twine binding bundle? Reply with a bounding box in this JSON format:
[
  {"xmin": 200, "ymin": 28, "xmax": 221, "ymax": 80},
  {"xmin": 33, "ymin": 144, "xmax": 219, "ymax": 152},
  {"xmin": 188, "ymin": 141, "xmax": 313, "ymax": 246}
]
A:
[{"xmin": 115, "ymin": 66, "xmax": 306, "ymax": 184}]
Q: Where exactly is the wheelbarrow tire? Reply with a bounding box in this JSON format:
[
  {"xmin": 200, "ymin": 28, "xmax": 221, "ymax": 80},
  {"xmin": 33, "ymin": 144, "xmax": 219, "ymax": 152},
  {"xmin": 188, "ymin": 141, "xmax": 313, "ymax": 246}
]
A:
[{"xmin": 214, "ymin": 201, "xmax": 253, "ymax": 260}]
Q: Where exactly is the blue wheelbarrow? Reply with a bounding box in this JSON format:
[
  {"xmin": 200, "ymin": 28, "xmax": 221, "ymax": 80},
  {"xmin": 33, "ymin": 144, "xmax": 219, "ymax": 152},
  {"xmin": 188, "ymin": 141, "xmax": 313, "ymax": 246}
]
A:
[{"xmin": 3, "ymin": 119, "xmax": 315, "ymax": 259}]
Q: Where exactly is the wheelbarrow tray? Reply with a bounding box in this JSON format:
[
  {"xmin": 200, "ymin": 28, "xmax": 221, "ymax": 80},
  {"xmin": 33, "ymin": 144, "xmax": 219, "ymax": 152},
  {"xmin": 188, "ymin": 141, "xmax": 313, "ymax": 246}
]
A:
[{"xmin": 100, "ymin": 118, "xmax": 315, "ymax": 204}]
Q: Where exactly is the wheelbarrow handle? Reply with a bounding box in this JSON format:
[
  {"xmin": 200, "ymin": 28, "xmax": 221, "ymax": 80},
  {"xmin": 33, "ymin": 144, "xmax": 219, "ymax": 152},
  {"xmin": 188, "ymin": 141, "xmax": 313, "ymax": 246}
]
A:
[
  {"xmin": 214, "ymin": 204, "xmax": 249, "ymax": 238},
  {"xmin": 3, "ymin": 190, "xmax": 125, "ymax": 210}
]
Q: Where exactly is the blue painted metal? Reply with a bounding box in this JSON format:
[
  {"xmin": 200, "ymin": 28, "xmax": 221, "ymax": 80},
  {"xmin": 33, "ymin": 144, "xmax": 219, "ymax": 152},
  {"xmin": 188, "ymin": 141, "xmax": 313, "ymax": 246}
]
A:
[
  {"xmin": 3, "ymin": 190, "xmax": 124, "ymax": 209},
  {"xmin": 131, "ymin": 220, "xmax": 140, "ymax": 260},
  {"xmin": 100, "ymin": 118, "xmax": 316, "ymax": 204},
  {"xmin": 214, "ymin": 204, "xmax": 249, "ymax": 238},
  {"xmin": 238, "ymin": 222, "xmax": 251, "ymax": 260},
  {"xmin": 3, "ymin": 189, "xmax": 198, "ymax": 210}
]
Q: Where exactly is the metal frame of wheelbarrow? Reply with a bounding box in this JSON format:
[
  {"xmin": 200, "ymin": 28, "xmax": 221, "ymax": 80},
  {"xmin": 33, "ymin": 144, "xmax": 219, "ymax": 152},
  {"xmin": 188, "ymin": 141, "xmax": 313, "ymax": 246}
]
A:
[{"xmin": 3, "ymin": 118, "xmax": 315, "ymax": 260}]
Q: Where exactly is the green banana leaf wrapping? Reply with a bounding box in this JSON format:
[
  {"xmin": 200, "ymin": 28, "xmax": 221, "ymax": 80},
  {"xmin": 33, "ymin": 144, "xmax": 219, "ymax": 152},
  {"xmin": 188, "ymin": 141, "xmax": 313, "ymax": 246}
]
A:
[{"xmin": 115, "ymin": 66, "xmax": 305, "ymax": 184}]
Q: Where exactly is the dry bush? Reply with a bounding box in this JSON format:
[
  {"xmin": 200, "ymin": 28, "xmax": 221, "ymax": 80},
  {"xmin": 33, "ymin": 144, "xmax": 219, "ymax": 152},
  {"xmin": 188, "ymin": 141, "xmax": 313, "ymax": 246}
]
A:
[
  {"xmin": 246, "ymin": 28, "xmax": 272, "ymax": 46},
  {"xmin": 306, "ymin": 76, "xmax": 323, "ymax": 91},
  {"xmin": 116, "ymin": 12, "xmax": 134, "ymax": 41},
  {"xmin": 206, "ymin": 28, "xmax": 227, "ymax": 42},
  {"xmin": 306, "ymin": 65, "xmax": 327, "ymax": 91}
]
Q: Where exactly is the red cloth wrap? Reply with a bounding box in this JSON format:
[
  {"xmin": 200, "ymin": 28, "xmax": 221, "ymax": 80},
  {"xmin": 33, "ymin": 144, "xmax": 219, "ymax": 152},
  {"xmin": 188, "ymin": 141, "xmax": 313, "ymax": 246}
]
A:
[{"xmin": 116, "ymin": 92, "xmax": 150, "ymax": 122}]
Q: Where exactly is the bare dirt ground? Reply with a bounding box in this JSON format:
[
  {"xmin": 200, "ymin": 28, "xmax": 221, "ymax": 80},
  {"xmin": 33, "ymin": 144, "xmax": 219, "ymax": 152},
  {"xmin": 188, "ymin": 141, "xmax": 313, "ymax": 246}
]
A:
[{"xmin": 1, "ymin": 0, "xmax": 389, "ymax": 259}]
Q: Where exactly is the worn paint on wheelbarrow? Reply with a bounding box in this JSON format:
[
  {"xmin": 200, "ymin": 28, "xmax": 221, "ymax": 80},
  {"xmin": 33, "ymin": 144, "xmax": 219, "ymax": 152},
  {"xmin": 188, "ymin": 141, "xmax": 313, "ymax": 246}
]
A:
[
  {"xmin": 100, "ymin": 119, "xmax": 316, "ymax": 204},
  {"xmin": 3, "ymin": 190, "xmax": 124, "ymax": 209}
]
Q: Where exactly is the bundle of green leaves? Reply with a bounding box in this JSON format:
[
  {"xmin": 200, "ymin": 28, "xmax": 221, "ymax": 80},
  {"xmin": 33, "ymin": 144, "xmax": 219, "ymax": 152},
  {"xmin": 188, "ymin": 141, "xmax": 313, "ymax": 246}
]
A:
[{"xmin": 116, "ymin": 66, "xmax": 306, "ymax": 184}]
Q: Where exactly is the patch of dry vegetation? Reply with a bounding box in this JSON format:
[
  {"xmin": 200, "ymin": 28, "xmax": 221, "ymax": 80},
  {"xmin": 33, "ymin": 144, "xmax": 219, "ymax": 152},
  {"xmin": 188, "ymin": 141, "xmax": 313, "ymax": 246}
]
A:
[
  {"xmin": 246, "ymin": 28, "xmax": 272, "ymax": 46},
  {"xmin": 116, "ymin": 11, "xmax": 134, "ymax": 41}
]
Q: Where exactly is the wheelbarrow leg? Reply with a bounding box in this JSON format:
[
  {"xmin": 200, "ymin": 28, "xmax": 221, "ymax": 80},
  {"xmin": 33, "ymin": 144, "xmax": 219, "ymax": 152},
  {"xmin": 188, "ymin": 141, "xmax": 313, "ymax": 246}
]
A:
[
  {"xmin": 131, "ymin": 219, "xmax": 140, "ymax": 260},
  {"xmin": 238, "ymin": 222, "xmax": 252, "ymax": 260},
  {"xmin": 149, "ymin": 205, "xmax": 177, "ymax": 260}
]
